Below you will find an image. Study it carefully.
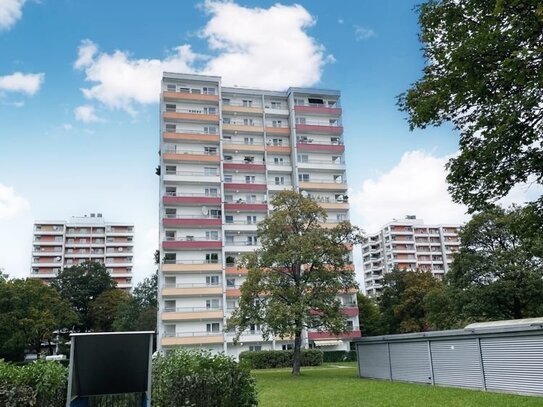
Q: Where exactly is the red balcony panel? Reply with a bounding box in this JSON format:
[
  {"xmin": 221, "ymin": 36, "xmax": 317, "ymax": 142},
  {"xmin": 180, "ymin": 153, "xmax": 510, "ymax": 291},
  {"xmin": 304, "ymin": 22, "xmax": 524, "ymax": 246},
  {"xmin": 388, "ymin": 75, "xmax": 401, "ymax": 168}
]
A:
[
  {"xmin": 163, "ymin": 241, "xmax": 222, "ymax": 250},
  {"xmin": 163, "ymin": 218, "xmax": 221, "ymax": 227},
  {"xmin": 308, "ymin": 330, "xmax": 361, "ymax": 340},
  {"xmin": 163, "ymin": 196, "xmax": 221, "ymax": 205},
  {"xmin": 224, "ymin": 183, "xmax": 267, "ymax": 191},
  {"xmin": 224, "ymin": 203, "xmax": 267, "ymax": 212},
  {"xmin": 296, "ymin": 124, "xmax": 343, "ymax": 134},
  {"xmin": 223, "ymin": 163, "xmax": 266, "ymax": 173},
  {"xmin": 294, "ymin": 105, "xmax": 342, "ymax": 116},
  {"xmin": 296, "ymin": 143, "xmax": 345, "ymax": 153},
  {"xmin": 342, "ymin": 307, "xmax": 359, "ymax": 317}
]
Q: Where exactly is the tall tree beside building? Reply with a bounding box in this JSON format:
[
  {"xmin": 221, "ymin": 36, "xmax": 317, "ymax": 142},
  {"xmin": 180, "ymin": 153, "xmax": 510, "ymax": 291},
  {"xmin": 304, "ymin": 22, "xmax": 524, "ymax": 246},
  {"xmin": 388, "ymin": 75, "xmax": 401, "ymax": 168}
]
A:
[
  {"xmin": 399, "ymin": 0, "xmax": 543, "ymax": 211},
  {"xmin": 356, "ymin": 294, "xmax": 384, "ymax": 337},
  {"xmin": 227, "ymin": 191, "xmax": 360, "ymax": 375}
]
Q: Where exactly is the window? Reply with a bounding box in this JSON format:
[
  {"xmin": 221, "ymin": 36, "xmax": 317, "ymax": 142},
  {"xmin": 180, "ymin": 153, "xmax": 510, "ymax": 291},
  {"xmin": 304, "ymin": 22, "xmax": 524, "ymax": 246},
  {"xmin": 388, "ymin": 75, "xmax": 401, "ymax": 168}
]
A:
[
  {"xmin": 336, "ymin": 214, "xmax": 347, "ymax": 221},
  {"xmin": 249, "ymin": 345, "xmax": 262, "ymax": 352},
  {"xmin": 210, "ymin": 209, "xmax": 221, "ymax": 218},
  {"xmin": 332, "ymin": 156, "xmax": 342, "ymax": 164},
  {"xmin": 327, "ymin": 100, "xmax": 337, "ymax": 107},
  {"xmin": 273, "ymin": 157, "xmax": 284, "ymax": 165},
  {"xmin": 246, "ymin": 195, "xmax": 257, "ymax": 203},
  {"xmin": 282, "ymin": 344, "xmax": 294, "ymax": 350},
  {"xmin": 247, "ymin": 216, "xmax": 257, "ymax": 224},
  {"xmin": 225, "ymin": 215, "xmax": 234, "ymax": 224},
  {"xmin": 164, "ymin": 324, "xmax": 176, "ymax": 336},
  {"xmin": 165, "ymin": 165, "xmax": 176, "ymax": 174},
  {"xmin": 164, "ymin": 276, "xmax": 176, "ymax": 287},
  {"xmin": 222, "ymin": 98, "xmax": 231, "ymax": 105},
  {"xmin": 227, "ymin": 300, "xmax": 237, "ymax": 310},
  {"xmin": 166, "ymin": 84, "xmax": 176, "ymax": 92},
  {"xmin": 271, "ymin": 101, "xmax": 281, "ymax": 109},
  {"xmin": 206, "ymin": 323, "xmax": 220, "ymax": 333},
  {"xmin": 243, "ymin": 156, "xmax": 254, "ymax": 163},
  {"xmin": 206, "ymin": 275, "xmax": 220, "ymax": 286},
  {"xmin": 245, "ymin": 176, "xmax": 256, "ymax": 184},
  {"xmin": 224, "ymin": 175, "xmax": 233, "ymax": 182},
  {"xmin": 294, "ymin": 98, "xmax": 304, "ymax": 106},
  {"xmin": 243, "ymin": 118, "xmax": 254, "ymax": 126},
  {"xmin": 249, "ymin": 324, "xmax": 261, "ymax": 333},
  {"xmin": 205, "ymin": 253, "xmax": 219, "ymax": 263},
  {"xmin": 204, "ymin": 126, "xmax": 217, "ymax": 134},
  {"xmin": 224, "ymin": 194, "xmax": 233, "ymax": 202},
  {"xmin": 163, "ymin": 253, "xmax": 176, "ymax": 263},
  {"xmin": 296, "ymin": 117, "xmax": 306, "ymax": 124},
  {"xmin": 165, "ymin": 208, "xmax": 176, "ymax": 218},
  {"xmin": 223, "ymin": 154, "xmax": 233, "ymax": 161},
  {"xmin": 203, "ymin": 87, "xmax": 215, "ymax": 95},
  {"xmin": 272, "ymin": 138, "xmax": 283, "ymax": 146},
  {"xmin": 331, "ymin": 137, "xmax": 340, "ymax": 145},
  {"xmin": 223, "ymin": 117, "xmax": 231, "ymax": 124},
  {"xmin": 298, "ymin": 173, "xmax": 310, "ymax": 182},
  {"xmin": 308, "ymin": 97, "xmax": 324, "ymax": 105},
  {"xmin": 165, "ymin": 123, "xmax": 176, "ymax": 132},
  {"xmin": 205, "ymin": 188, "xmax": 218, "ymax": 197},
  {"xmin": 165, "ymin": 103, "xmax": 176, "ymax": 112},
  {"xmin": 329, "ymin": 119, "xmax": 338, "ymax": 125},
  {"xmin": 272, "ymin": 120, "xmax": 282, "ymax": 128},
  {"xmin": 204, "ymin": 107, "xmax": 217, "ymax": 115},
  {"xmin": 242, "ymin": 99, "xmax": 253, "ymax": 107},
  {"xmin": 204, "ymin": 167, "xmax": 218, "ymax": 176},
  {"xmin": 222, "ymin": 135, "xmax": 232, "ymax": 142},
  {"xmin": 297, "ymin": 154, "xmax": 309, "ymax": 163},
  {"xmin": 346, "ymin": 320, "xmax": 354, "ymax": 331},
  {"xmin": 226, "ymin": 236, "xmax": 234, "ymax": 244},
  {"xmin": 165, "ymin": 231, "xmax": 175, "ymax": 241},
  {"xmin": 274, "ymin": 176, "xmax": 285, "ymax": 185},
  {"xmin": 206, "ymin": 299, "xmax": 220, "ymax": 309},
  {"xmin": 178, "ymin": 87, "xmax": 190, "ymax": 93},
  {"xmin": 206, "ymin": 231, "xmax": 219, "ymax": 241},
  {"xmin": 247, "ymin": 236, "xmax": 258, "ymax": 246},
  {"xmin": 244, "ymin": 137, "xmax": 254, "ymax": 145},
  {"xmin": 334, "ymin": 175, "xmax": 343, "ymax": 183},
  {"xmin": 226, "ymin": 278, "xmax": 235, "ymax": 288},
  {"xmin": 204, "ymin": 146, "xmax": 217, "ymax": 155}
]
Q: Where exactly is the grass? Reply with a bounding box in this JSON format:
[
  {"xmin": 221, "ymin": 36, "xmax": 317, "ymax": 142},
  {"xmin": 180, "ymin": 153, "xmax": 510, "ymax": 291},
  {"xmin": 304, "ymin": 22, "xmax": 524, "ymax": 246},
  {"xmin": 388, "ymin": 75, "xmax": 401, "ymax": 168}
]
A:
[{"xmin": 252, "ymin": 363, "xmax": 542, "ymax": 407}]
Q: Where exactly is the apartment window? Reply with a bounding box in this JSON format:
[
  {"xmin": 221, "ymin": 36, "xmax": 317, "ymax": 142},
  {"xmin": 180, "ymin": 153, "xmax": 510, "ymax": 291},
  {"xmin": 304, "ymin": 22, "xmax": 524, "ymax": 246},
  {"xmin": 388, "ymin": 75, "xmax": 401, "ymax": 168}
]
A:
[
  {"xmin": 206, "ymin": 323, "xmax": 220, "ymax": 333},
  {"xmin": 331, "ymin": 137, "xmax": 340, "ymax": 145},
  {"xmin": 273, "ymin": 157, "xmax": 284, "ymax": 165},
  {"xmin": 249, "ymin": 346, "xmax": 262, "ymax": 352},
  {"xmin": 297, "ymin": 154, "xmax": 309, "ymax": 163},
  {"xmin": 178, "ymin": 87, "xmax": 190, "ymax": 93},
  {"xmin": 271, "ymin": 101, "xmax": 281, "ymax": 109},
  {"xmin": 242, "ymin": 100, "xmax": 253, "ymax": 107},
  {"xmin": 282, "ymin": 344, "xmax": 293, "ymax": 350},
  {"xmin": 204, "ymin": 146, "xmax": 217, "ymax": 155},
  {"xmin": 206, "ymin": 299, "xmax": 220, "ymax": 309},
  {"xmin": 225, "ymin": 215, "xmax": 234, "ymax": 224},
  {"xmin": 272, "ymin": 138, "xmax": 283, "ymax": 146},
  {"xmin": 165, "ymin": 186, "xmax": 176, "ymax": 197},
  {"xmin": 249, "ymin": 324, "xmax": 261, "ymax": 334},
  {"xmin": 224, "ymin": 175, "xmax": 233, "ymax": 182},
  {"xmin": 165, "ymin": 165, "xmax": 176, "ymax": 174},
  {"xmin": 164, "ymin": 324, "xmax": 176, "ymax": 337},
  {"xmin": 165, "ymin": 103, "xmax": 176, "ymax": 112},
  {"xmin": 247, "ymin": 216, "xmax": 257, "ymax": 224},
  {"xmin": 296, "ymin": 117, "xmax": 306, "ymax": 124},
  {"xmin": 244, "ymin": 137, "xmax": 254, "ymax": 145},
  {"xmin": 166, "ymin": 84, "xmax": 176, "ymax": 92},
  {"xmin": 204, "ymin": 126, "xmax": 217, "ymax": 134},
  {"xmin": 210, "ymin": 209, "xmax": 221, "ymax": 218},
  {"xmin": 327, "ymin": 100, "xmax": 337, "ymax": 107},
  {"xmin": 206, "ymin": 275, "xmax": 220, "ymax": 286},
  {"xmin": 205, "ymin": 253, "xmax": 219, "ymax": 263},
  {"xmin": 274, "ymin": 176, "xmax": 285, "ymax": 185},
  {"xmin": 243, "ymin": 118, "xmax": 254, "ymax": 126},
  {"xmin": 329, "ymin": 119, "xmax": 338, "ymax": 125},
  {"xmin": 163, "ymin": 253, "xmax": 176, "ymax": 263},
  {"xmin": 206, "ymin": 231, "xmax": 219, "ymax": 241},
  {"xmin": 225, "ymin": 236, "xmax": 234, "ymax": 244},
  {"xmin": 202, "ymin": 87, "xmax": 215, "ymax": 95},
  {"xmin": 336, "ymin": 214, "xmax": 347, "ymax": 221},
  {"xmin": 165, "ymin": 123, "xmax": 176, "ymax": 132},
  {"xmin": 164, "ymin": 276, "xmax": 176, "ymax": 288},
  {"xmin": 204, "ymin": 107, "xmax": 217, "ymax": 115},
  {"xmin": 332, "ymin": 156, "xmax": 342, "ymax": 164},
  {"xmin": 226, "ymin": 278, "xmax": 235, "ymax": 288},
  {"xmin": 227, "ymin": 300, "xmax": 237, "ymax": 310},
  {"xmin": 294, "ymin": 98, "xmax": 304, "ymax": 106},
  {"xmin": 244, "ymin": 156, "xmax": 254, "ymax": 163},
  {"xmin": 205, "ymin": 188, "xmax": 218, "ymax": 197},
  {"xmin": 298, "ymin": 173, "xmax": 310, "ymax": 182},
  {"xmin": 245, "ymin": 176, "xmax": 256, "ymax": 184},
  {"xmin": 334, "ymin": 175, "xmax": 344, "ymax": 183},
  {"xmin": 272, "ymin": 120, "xmax": 282, "ymax": 128},
  {"xmin": 222, "ymin": 98, "xmax": 230, "ymax": 105},
  {"xmin": 223, "ymin": 117, "xmax": 231, "ymax": 124},
  {"xmin": 246, "ymin": 195, "xmax": 257, "ymax": 203},
  {"xmin": 247, "ymin": 236, "xmax": 258, "ymax": 246},
  {"xmin": 346, "ymin": 320, "xmax": 354, "ymax": 331},
  {"xmin": 165, "ymin": 208, "xmax": 176, "ymax": 218},
  {"xmin": 204, "ymin": 167, "xmax": 218, "ymax": 176}
]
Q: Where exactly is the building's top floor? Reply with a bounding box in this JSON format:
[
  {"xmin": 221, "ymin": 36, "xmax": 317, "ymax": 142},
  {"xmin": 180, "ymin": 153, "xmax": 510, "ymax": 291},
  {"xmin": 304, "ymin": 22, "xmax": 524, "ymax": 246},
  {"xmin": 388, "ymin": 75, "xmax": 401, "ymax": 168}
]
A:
[
  {"xmin": 363, "ymin": 216, "xmax": 461, "ymax": 242},
  {"xmin": 34, "ymin": 214, "xmax": 134, "ymax": 230}
]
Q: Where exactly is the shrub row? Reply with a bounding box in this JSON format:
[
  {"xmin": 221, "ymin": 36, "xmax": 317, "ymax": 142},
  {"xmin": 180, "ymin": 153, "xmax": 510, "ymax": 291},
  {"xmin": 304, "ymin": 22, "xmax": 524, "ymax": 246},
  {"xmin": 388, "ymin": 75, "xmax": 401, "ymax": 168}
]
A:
[
  {"xmin": 321, "ymin": 350, "xmax": 357, "ymax": 363},
  {"xmin": 239, "ymin": 349, "xmax": 323, "ymax": 369}
]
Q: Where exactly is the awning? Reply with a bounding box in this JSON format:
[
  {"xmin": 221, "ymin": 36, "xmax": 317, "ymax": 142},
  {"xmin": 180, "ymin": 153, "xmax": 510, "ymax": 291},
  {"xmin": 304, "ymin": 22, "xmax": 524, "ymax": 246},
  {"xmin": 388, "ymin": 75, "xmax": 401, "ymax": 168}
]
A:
[{"xmin": 314, "ymin": 340, "xmax": 343, "ymax": 347}]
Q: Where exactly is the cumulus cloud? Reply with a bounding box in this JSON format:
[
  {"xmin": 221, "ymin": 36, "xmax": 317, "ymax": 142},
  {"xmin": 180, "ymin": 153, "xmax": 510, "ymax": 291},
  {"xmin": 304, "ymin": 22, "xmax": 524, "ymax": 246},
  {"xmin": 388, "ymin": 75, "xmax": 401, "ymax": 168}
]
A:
[
  {"xmin": 0, "ymin": 0, "xmax": 25, "ymax": 31},
  {"xmin": 350, "ymin": 151, "xmax": 470, "ymax": 233},
  {"xmin": 0, "ymin": 184, "xmax": 29, "ymax": 220},
  {"xmin": 74, "ymin": 1, "xmax": 332, "ymax": 112},
  {"xmin": 354, "ymin": 25, "xmax": 376, "ymax": 40},
  {"xmin": 0, "ymin": 72, "xmax": 44, "ymax": 95},
  {"xmin": 74, "ymin": 104, "xmax": 103, "ymax": 123}
]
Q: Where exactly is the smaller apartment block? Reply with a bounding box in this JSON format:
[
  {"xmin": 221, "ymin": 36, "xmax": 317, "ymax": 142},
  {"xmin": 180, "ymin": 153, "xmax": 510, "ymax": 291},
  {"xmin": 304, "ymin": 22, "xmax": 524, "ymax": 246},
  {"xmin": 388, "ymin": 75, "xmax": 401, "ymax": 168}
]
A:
[
  {"xmin": 361, "ymin": 216, "xmax": 460, "ymax": 297},
  {"xmin": 30, "ymin": 214, "xmax": 134, "ymax": 289}
]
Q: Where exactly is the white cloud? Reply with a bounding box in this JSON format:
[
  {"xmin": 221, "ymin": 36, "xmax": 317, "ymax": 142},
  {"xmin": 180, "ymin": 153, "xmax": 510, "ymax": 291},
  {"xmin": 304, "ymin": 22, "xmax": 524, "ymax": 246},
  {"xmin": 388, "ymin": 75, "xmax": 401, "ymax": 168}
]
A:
[
  {"xmin": 62, "ymin": 123, "xmax": 74, "ymax": 131},
  {"xmin": 338, "ymin": 19, "xmax": 344, "ymax": 24},
  {"xmin": 350, "ymin": 151, "xmax": 470, "ymax": 233},
  {"xmin": 0, "ymin": 184, "xmax": 29, "ymax": 220},
  {"xmin": 0, "ymin": 72, "xmax": 44, "ymax": 95},
  {"xmin": 74, "ymin": 104, "xmax": 102, "ymax": 123},
  {"xmin": 354, "ymin": 25, "xmax": 376, "ymax": 40},
  {"xmin": 74, "ymin": 1, "xmax": 332, "ymax": 112},
  {"xmin": 0, "ymin": 0, "xmax": 25, "ymax": 31}
]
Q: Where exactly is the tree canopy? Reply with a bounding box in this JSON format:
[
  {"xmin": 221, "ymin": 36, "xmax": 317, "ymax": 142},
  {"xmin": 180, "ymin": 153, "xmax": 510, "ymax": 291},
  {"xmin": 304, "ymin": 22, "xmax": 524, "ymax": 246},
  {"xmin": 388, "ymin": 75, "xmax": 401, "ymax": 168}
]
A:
[
  {"xmin": 227, "ymin": 190, "xmax": 361, "ymax": 375},
  {"xmin": 399, "ymin": 0, "xmax": 543, "ymax": 211}
]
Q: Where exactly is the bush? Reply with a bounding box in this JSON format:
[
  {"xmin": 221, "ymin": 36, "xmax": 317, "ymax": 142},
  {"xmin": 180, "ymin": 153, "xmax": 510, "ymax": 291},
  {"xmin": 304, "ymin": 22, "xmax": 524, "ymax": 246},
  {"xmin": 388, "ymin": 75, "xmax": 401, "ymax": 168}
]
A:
[
  {"xmin": 321, "ymin": 350, "xmax": 357, "ymax": 363},
  {"xmin": 0, "ymin": 359, "xmax": 68, "ymax": 407},
  {"xmin": 152, "ymin": 349, "xmax": 257, "ymax": 407},
  {"xmin": 239, "ymin": 349, "xmax": 323, "ymax": 369}
]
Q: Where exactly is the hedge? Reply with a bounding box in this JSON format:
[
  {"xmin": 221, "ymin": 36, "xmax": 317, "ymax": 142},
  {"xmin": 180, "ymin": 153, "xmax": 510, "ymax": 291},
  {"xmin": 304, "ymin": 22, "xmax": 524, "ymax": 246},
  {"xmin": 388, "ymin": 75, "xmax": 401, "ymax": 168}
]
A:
[
  {"xmin": 239, "ymin": 349, "xmax": 323, "ymax": 369},
  {"xmin": 321, "ymin": 350, "xmax": 357, "ymax": 363}
]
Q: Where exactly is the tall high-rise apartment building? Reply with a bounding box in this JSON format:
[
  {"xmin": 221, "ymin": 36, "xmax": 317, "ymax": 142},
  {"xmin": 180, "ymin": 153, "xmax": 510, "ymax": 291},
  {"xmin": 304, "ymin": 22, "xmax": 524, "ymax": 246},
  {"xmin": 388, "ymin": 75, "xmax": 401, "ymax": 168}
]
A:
[
  {"xmin": 30, "ymin": 214, "xmax": 134, "ymax": 289},
  {"xmin": 158, "ymin": 72, "xmax": 359, "ymax": 358},
  {"xmin": 361, "ymin": 216, "xmax": 460, "ymax": 297}
]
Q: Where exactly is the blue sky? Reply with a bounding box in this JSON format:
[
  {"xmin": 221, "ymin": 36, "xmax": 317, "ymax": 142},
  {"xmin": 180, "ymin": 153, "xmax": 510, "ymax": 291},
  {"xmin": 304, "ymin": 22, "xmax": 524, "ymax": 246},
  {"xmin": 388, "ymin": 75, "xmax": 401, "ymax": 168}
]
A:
[{"xmin": 0, "ymin": 0, "xmax": 471, "ymax": 282}]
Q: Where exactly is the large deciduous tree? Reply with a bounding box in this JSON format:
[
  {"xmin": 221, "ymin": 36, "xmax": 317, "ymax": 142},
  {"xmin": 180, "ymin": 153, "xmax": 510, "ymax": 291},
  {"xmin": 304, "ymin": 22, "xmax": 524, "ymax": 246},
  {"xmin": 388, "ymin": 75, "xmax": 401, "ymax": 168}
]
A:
[
  {"xmin": 113, "ymin": 272, "xmax": 158, "ymax": 332},
  {"xmin": 89, "ymin": 289, "xmax": 131, "ymax": 332},
  {"xmin": 356, "ymin": 294, "xmax": 384, "ymax": 336},
  {"xmin": 50, "ymin": 261, "xmax": 116, "ymax": 331},
  {"xmin": 227, "ymin": 191, "xmax": 360, "ymax": 375},
  {"xmin": 399, "ymin": 0, "xmax": 543, "ymax": 211}
]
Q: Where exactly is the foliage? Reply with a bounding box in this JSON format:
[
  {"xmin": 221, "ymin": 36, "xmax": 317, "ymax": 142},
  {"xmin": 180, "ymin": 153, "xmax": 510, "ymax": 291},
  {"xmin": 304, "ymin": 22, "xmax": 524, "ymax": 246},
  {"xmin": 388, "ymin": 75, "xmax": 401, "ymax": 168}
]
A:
[
  {"xmin": 239, "ymin": 350, "xmax": 323, "ymax": 369},
  {"xmin": 227, "ymin": 191, "xmax": 361, "ymax": 375},
  {"xmin": 89, "ymin": 289, "xmax": 131, "ymax": 332},
  {"xmin": 442, "ymin": 205, "xmax": 543, "ymax": 321},
  {"xmin": 50, "ymin": 261, "xmax": 116, "ymax": 331},
  {"xmin": 113, "ymin": 272, "xmax": 157, "ymax": 332},
  {"xmin": 0, "ymin": 360, "xmax": 68, "ymax": 407},
  {"xmin": 379, "ymin": 270, "xmax": 444, "ymax": 334},
  {"xmin": 398, "ymin": 0, "xmax": 543, "ymax": 211},
  {"xmin": 356, "ymin": 294, "xmax": 384, "ymax": 336},
  {"xmin": 152, "ymin": 349, "xmax": 257, "ymax": 407},
  {"xmin": 321, "ymin": 350, "xmax": 357, "ymax": 363},
  {"xmin": 0, "ymin": 279, "xmax": 77, "ymax": 361},
  {"xmin": 133, "ymin": 271, "xmax": 158, "ymax": 309}
]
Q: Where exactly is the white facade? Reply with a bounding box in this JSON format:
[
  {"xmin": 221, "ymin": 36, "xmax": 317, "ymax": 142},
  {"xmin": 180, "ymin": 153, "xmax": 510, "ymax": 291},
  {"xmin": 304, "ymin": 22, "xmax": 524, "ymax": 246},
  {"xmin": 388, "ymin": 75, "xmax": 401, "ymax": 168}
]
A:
[{"xmin": 361, "ymin": 216, "xmax": 461, "ymax": 297}]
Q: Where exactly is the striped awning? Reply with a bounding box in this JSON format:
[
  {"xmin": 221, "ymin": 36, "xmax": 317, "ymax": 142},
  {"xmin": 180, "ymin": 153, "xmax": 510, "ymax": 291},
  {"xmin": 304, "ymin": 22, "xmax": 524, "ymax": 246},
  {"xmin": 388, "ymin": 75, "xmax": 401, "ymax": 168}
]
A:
[{"xmin": 314, "ymin": 340, "xmax": 343, "ymax": 347}]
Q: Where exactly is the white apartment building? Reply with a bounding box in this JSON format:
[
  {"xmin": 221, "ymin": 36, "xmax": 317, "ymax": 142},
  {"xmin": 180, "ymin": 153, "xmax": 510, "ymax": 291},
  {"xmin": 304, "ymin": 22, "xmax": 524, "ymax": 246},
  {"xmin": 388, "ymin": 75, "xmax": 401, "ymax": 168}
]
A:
[
  {"xmin": 158, "ymin": 72, "xmax": 359, "ymax": 358},
  {"xmin": 362, "ymin": 216, "xmax": 460, "ymax": 297},
  {"xmin": 30, "ymin": 213, "xmax": 134, "ymax": 289}
]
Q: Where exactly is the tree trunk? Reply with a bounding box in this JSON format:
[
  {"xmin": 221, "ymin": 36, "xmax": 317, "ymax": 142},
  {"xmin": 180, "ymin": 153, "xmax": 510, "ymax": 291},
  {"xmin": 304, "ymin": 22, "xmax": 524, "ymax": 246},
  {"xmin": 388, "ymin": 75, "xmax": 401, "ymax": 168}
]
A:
[{"xmin": 292, "ymin": 330, "xmax": 302, "ymax": 376}]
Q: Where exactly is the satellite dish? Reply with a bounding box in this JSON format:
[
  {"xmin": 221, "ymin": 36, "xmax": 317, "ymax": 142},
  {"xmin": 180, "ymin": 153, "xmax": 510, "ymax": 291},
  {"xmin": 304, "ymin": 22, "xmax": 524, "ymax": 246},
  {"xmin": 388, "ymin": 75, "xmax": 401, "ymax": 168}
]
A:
[
  {"xmin": 301, "ymin": 191, "xmax": 308, "ymax": 198},
  {"xmin": 201, "ymin": 206, "xmax": 209, "ymax": 215}
]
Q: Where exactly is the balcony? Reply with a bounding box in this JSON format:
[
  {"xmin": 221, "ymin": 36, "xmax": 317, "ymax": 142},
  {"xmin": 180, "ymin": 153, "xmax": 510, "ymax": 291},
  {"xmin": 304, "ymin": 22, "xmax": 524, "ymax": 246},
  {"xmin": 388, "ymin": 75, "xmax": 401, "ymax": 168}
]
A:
[
  {"xmin": 162, "ymin": 149, "xmax": 220, "ymax": 164},
  {"xmin": 162, "ymin": 239, "xmax": 222, "ymax": 250},
  {"xmin": 225, "ymin": 265, "xmax": 249, "ymax": 275},
  {"xmin": 161, "ymin": 308, "xmax": 224, "ymax": 321},
  {"xmin": 299, "ymin": 180, "xmax": 348, "ymax": 191},
  {"xmin": 162, "ymin": 261, "xmax": 222, "ymax": 273},
  {"xmin": 163, "ymin": 110, "xmax": 219, "ymax": 124},
  {"xmin": 297, "ymin": 157, "xmax": 346, "ymax": 171},
  {"xmin": 224, "ymin": 203, "xmax": 267, "ymax": 212},
  {"xmin": 223, "ymin": 162, "xmax": 266, "ymax": 173},
  {"xmin": 162, "ymin": 283, "xmax": 223, "ymax": 297},
  {"xmin": 308, "ymin": 330, "xmax": 361, "ymax": 340},
  {"xmin": 296, "ymin": 142, "xmax": 345, "ymax": 154},
  {"xmin": 265, "ymin": 126, "xmax": 290, "ymax": 135},
  {"xmin": 163, "ymin": 91, "xmax": 219, "ymax": 103},
  {"xmin": 163, "ymin": 170, "xmax": 220, "ymax": 184},
  {"xmin": 266, "ymin": 145, "xmax": 291, "ymax": 154},
  {"xmin": 226, "ymin": 288, "xmax": 241, "ymax": 297},
  {"xmin": 222, "ymin": 103, "xmax": 263, "ymax": 115},
  {"xmin": 319, "ymin": 202, "xmax": 349, "ymax": 210},
  {"xmin": 222, "ymin": 141, "xmax": 265, "ymax": 153},
  {"xmin": 163, "ymin": 131, "xmax": 220, "ymax": 144},
  {"xmin": 162, "ymin": 194, "xmax": 221, "ymax": 206},
  {"xmin": 161, "ymin": 332, "xmax": 224, "ymax": 346},
  {"xmin": 222, "ymin": 123, "xmax": 264, "ymax": 134},
  {"xmin": 342, "ymin": 307, "xmax": 359, "ymax": 317},
  {"xmin": 162, "ymin": 216, "xmax": 221, "ymax": 228},
  {"xmin": 294, "ymin": 104, "xmax": 342, "ymax": 116},
  {"xmin": 296, "ymin": 123, "xmax": 343, "ymax": 135},
  {"xmin": 224, "ymin": 182, "xmax": 267, "ymax": 192}
]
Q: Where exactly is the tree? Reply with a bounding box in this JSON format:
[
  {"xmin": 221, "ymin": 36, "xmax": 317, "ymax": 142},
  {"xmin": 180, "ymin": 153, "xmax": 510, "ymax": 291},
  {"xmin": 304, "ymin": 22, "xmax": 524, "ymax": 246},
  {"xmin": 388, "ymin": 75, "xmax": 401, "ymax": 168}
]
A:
[
  {"xmin": 356, "ymin": 294, "xmax": 384, "ymax": 337},
  {"xmin": 89, "ymin": 289, "xmax": 131, "ymax": 332},
  {"xmin": 133, "ymin": 271, "xmax": 158, "ymax": 309},
  {"xmin": 50, "ymin": 261, "xmax": 116, "ymax": 331},
  {"xmin": 379, "ymin": 270, "xmax": 444, "ymax": 334},
  {"xmin": 444, "ymin": 205, "xmax": 543, "ymax": 321},
  {"xmin": 227, "ymin": 191, "xmax": 360, "ymax": 375},
  {"xmin": 0, "ymin": 279, "xmax": 76, "ymax": 361},
  {"xmin": 398, "ymin": 1, "xmax": 543, "ymax": 211}
]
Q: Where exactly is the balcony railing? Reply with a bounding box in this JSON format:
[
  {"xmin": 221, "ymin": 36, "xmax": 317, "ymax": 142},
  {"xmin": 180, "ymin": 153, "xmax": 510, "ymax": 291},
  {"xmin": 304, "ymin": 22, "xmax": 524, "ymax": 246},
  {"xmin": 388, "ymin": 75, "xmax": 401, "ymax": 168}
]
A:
[
  {"xmin": 300, "ymin": 178, "xmax": 347, "ymax": 184},
  {"xmin": 295, "ymin": 102, "xmax": 339, "ymax": 108},
  {"xmin": 164, "ymin": 283, "xmax": 221, "ymax": 289},
  {"xmin": 163, "ymin": 331, "xmax": 223, "ymax": 338},
  {"xmin": 165, "ymin": 107, "xmax": 218, "ymax": 115},
  {"xmin": 297, "ymin": 139, "xmax": 344, "ymax": 146},
  {"xmin": 164, "ymin": 214, "xmax": 221, "ymax": 219},
  {"xmin": 163, "ymin": 148, "xmax": 218, "ymax": 156},
  {"xmin": 164, "ymin": 192, "xmax": 220, "ymax": 198},
  {"xmin": 222, "ymin": 120, "xmax": 263, "ymax": 126},
  {"xmin": 164, "ymin": 128, "xmax": 218, "ymax": 135},
  {"xmin": 222, "ymin": 139, "xmax": 264, "ymax": 146},
  {"xmin": 165, "ymin": 170, "xmax": 219, "ymax": 177},
  {"xmin": 165, "ymin": 236, "xmax": 221, "ymax": 242},
  {"xmin": 223, "ymin": 101, "xmax": 262, "ymax": 108},
  {"xmin": 162, "ymin": 259, "xmax": 220, "ymax": 265},
  {"xmin": 224, "ymin": 240, "xmax": 259, "ymax": 246},
  {"xmin": 164, "ymin": 306, "xmax": 222, "ymax": 312}
]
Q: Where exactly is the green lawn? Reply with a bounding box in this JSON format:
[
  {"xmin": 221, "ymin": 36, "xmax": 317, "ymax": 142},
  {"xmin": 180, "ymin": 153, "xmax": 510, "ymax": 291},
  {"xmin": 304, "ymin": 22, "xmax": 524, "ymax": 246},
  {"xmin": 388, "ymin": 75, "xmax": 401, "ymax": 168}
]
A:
[{"xmin": 253, "ymin": 363, "xmax": 542, "ymax": 407}]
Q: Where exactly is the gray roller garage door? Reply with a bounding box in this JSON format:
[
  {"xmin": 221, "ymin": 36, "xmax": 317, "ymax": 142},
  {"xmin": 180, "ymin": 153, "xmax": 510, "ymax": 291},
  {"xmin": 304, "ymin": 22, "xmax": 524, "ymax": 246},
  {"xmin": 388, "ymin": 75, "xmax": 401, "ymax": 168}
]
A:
[
  {"xmin": 390, "ymin": 342, "xmax": 432, "ymax": 384},
  {"xmin": 357, "ymin": 343, "xmax": 391, "ymax": 380},
  {"xmin": 431, "ymin": 339, "xmax": 484, "ymax": 389},
  {"xmin": 481, "ymin": 336, "xmax": 543, "ymax": 395}
]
